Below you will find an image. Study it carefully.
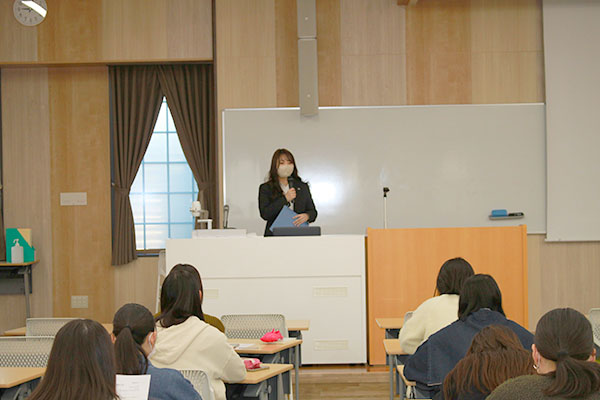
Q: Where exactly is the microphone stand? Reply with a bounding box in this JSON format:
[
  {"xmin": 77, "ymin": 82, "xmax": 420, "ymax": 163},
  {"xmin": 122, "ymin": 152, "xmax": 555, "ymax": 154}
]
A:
[{"xmin": 383, "ymin": 187, "xmax": 390, "ymax": 229}]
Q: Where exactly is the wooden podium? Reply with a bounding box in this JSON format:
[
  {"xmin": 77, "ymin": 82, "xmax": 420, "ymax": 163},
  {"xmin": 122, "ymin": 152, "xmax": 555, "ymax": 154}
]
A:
[{"xmin": 366, "ymin": 226, "xmax": 528, "ymax": 365}]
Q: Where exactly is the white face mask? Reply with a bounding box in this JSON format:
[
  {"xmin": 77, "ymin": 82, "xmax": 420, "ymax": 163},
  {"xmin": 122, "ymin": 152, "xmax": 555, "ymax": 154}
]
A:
[{"xmin": 277, "ymin": 164, "xmax": 294, "ymax": 178}]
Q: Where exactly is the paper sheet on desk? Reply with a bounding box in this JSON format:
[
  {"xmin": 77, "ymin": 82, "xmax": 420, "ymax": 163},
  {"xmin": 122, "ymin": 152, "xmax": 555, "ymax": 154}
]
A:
[
  {"xmin": 234, "ymin": 343, "xmax": 257, "ymax": 350},
  {"xmin": 270, "ymin": 206, "xmax": 308, "ymax": 232},
  {"xmin": 116, "ymin": 374, "xmax": 151, "ymax": 400}
]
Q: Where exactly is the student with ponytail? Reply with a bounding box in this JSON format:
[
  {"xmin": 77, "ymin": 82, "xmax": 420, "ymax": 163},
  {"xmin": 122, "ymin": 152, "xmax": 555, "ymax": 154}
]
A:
[
  {"xmin": 488, "ymin": 308, "xmax": 600, "ymax": 399},
  {"xmin": 112, "ymin": 303, "xmax": 201, "ymax": 400}
]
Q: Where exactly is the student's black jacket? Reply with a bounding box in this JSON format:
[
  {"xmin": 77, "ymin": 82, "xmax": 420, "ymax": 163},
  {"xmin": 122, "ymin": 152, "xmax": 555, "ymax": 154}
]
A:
[{"xmin": 258, "ymin": 180, "xmax": 317, "ymax": 236}]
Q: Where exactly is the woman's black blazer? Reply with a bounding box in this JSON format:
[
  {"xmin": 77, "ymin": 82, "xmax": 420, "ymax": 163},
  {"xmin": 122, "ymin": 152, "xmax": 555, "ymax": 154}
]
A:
[{"xmin": 258, "ymin": 180, "xmax": 317, "ymax": 236}]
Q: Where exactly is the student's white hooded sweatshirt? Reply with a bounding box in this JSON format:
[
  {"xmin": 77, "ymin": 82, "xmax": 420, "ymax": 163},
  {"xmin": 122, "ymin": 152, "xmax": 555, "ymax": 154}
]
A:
[{"xmin": 150, "ymin": 316, "xmax": 246, "ymax": 400}]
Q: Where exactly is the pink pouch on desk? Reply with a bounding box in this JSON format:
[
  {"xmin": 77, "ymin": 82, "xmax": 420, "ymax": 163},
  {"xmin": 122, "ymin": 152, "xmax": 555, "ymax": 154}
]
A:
[
  {"xmin": 260, "ymin": 329, "xmax": 283, "ymax": 342},
  {"xmin": 243, "ymin": 358, "xmax": 262, "ymax": 370}
]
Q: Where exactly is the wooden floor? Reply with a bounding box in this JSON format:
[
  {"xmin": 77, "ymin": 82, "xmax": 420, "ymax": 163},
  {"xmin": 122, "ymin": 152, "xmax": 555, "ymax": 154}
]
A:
[{"xmin": 293, "ymin": 365, "xmax": 390, "ymax": 400}]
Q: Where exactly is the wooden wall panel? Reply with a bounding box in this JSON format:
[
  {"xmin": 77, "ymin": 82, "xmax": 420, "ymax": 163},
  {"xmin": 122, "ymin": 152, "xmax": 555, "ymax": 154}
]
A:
[
  {"xmin": 406, "ymin": 0, "xmax": 472, "ymax": 104},
  {"xmin": 528, "ymin": 235, "xmax": 600, "ymax": 328},
  {"xmin": 316, "ymin": 0, "xmax": 342, "ymax": 106},
  {"xmin": 0, "ymin": 0, "xmax": 212, "ymax": 64},
  {"xmin": 0, "ymin": 0, "xmax": 37, "ymax": 62},
  {"xmin": 340, "ymin": 0, "xmax": 406, "ymax": 105},
  {"xmin": 367, "ymin": 226, "xmax": 528, "ymax": 365},
  {"xmin": 48, "ymin": 66, "xmax": 113, "ymax": 322},
  {"xmin": 166, "ymin": 0, "xmax": 213, "ymax": 60},
  {"xmin": 470, "ymin": 0, "xmax": 544, "ymax": 103},
  {"xmin": 1, "ymin": 68, "xmax": 53, "ymax": 330},
  {"xmin": 275, "ymin": 0, "xmax": 298, "ymax": 107},
  {"xmin": 38, "ymin": 0, "xmax": 102, "ymax": 63},
  {"xmin": 114, "ymin": 257, "xmax": 158, "ymax": 314}
]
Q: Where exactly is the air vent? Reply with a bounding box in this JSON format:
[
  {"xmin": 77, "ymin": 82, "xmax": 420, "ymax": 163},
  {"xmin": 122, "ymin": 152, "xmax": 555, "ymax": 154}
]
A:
[
  {"xmin": 313, "ymin": 287, "xmax": 348, "ymax": 297},
  {"xmin": 314, "ymin": 340, "xmax": 349, "ymax": 351}
]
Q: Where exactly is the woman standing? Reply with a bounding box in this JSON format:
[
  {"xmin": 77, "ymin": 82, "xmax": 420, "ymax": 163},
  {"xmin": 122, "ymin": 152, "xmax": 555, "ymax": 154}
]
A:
[{"xmin": 258, "ymin": 148, "xmax": 317, "ymax": 236}]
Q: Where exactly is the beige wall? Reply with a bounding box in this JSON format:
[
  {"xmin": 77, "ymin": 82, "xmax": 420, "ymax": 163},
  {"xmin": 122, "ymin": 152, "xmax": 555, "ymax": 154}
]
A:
[{"xmin": 0, "ymin": 0, "xmax": 598, "ymax": 337}]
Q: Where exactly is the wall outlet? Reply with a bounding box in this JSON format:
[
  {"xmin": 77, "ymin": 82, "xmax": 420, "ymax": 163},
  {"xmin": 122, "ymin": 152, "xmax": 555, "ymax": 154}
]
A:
[
  {"xmin": 60, "ymin": 192, "xmax": 87, "ymax": 206},
  {"xmin": 71, "ymin": 295, "xmax": 88, "ymax": 309}
]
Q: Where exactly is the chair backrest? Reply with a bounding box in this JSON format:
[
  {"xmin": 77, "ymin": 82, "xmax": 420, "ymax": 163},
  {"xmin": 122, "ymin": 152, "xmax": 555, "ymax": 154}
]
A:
[
  {"xmin": 0, "ymin": 336, "xmax": 54, "ymax": 367},
  {"xmin": 588, "ymin": 308, "xmax": 600, "ymax": 347},
  {"xmin": 180, "ymin": 369, "xmax": 215, "ymax": 400},
  {"xmin": 221, "ymin": 314, "xmax": 287, "ymax": 339},
  {"xmin": 404, "ymin": 311, "xmax": 413, "ymax": 324},
  {"xmin": 26, "ymin": 318, "xmax": 78, "ymax": 336}
]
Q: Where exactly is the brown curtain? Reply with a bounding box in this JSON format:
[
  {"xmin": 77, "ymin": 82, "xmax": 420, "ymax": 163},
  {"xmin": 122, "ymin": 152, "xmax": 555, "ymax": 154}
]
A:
[
  {"xmin": 110, "ymin": 66, "xmax": 163, "ymax": 266},
  {"xmin": 157, "ymin": 64, "xmax": 218, "ymax": 227}
]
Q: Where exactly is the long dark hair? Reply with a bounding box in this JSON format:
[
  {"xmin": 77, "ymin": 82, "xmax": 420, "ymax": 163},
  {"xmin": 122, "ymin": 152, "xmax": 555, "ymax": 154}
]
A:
[
  {"xmin": 458, "ymin": 274, "xmax": 505, "ymax": 320},
  {"xmin": 156, "ymin": 266, "xmax": 204, "ymax": 328},
  {"xmin": 265, "ymin": 149, "xmax": 302, "ymax": 194},
  {"xmin": 171, "ymin": 263, "xmax": 205, "ymax": 319},
  {"xmin": 535, "ymin": 308, "xmax": 600, "ymax": 398},
  {"xmin": 28, "ymin": 319, "xmax": 117, "ymax": 400},
  {"xmin": 443, "ymin": 325, "xmax": 535, "ymax": 398},
  {"xmin": 113, "ymin": 303, "xmax": 155, "ymax": 375},
  {"xmin": 435, "ymin": 257, "xmax": 474, "ymax": 295}
]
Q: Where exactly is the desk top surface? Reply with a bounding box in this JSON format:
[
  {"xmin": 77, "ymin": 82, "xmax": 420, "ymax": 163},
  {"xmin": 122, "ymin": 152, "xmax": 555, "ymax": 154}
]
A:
[
  {"xmin": 226, "ymin": 363, "xmax": 293, "ymax": 385},
  {"xmin": 0, "ymin": 367, "xmax": 45, "ymax": 388},
  {"xmin": 286, "ymin": 320, "xmax": 309, "ymax": 331},
  {"xmin": 229, "ymin": 338, "xmax": 302, "ymax": 355},
  {"xmin": 383, "ymin": 339, "xmax": 407, "ymax": 355},
  {"xmin": 375, "ymin": 318, "xmax": 404, "ymax": 330},
  {"xmin": 4, "ymin": 323, "xmax": 112, "ymax": 337},
  {"xmin": 0, "ymin": 260, "xmax": 39, "ymax": 267}
]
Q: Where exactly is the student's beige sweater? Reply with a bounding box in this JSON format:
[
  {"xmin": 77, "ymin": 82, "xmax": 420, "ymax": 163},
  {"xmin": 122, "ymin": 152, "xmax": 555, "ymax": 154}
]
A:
[{"xmin": 150, "ymin": 316, "xmax": 246, "ymax": 400}]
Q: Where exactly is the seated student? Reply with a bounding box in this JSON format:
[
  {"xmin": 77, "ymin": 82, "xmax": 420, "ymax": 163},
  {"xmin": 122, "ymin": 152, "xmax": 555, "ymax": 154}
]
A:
[
  {"xmin": 168, "ymin": 263, "xmax": 225, "ymax": 333},
  {"xmin": 400, "ymin": 257, "xmax": 475, "ymax": 354},
  {"xmin": 488, "ymin": 308, "xmax": 600, "ymax": 400},
  {"xmin": 441, "ymin": 325, "xmax": 535, "ymax": 400},
  {"xmin": 404, "ymin": 274, "xmax": 534, "ymax": 399},
  {"xmin": 112, "ymin": 303, "xmax": 202, "ymax": 400},
  {"xmin": 27, "ymin": 319, "xmax": 117, "ymax": 400},
  {"xmin": 150, "ymin": 268, "xmax": 246, "ymax": 400}
]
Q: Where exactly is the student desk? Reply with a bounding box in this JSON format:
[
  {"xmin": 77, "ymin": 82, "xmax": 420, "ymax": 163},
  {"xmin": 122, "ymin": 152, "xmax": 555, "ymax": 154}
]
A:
[
  {"xmin": 376, "ymin": 318, "xmax": 403, "ymax": 339},
  {"xmin": 226, "ymin": 363, "xmax": 293, "ymax": 400},
  {"xmin": 0, "ymin": 367, "xmax": 44, "ymax": 400},
  {"xmin": 383, "ymin": 339, "xmax": 409, "ymax": 400},
  {"xmin": 3, "ymin": 323, "xmax": 112, "ymax": 337},
  {"xmin": 286, "ymin": 320, "xmax": 309, "ymax": 365},
  {"xmin": 230, "ymin": 339, "xmax": 302, "ymax": 400},
  {"xmin": 0, "ymin": 261, "xmax": 39, "ymax": 319}
]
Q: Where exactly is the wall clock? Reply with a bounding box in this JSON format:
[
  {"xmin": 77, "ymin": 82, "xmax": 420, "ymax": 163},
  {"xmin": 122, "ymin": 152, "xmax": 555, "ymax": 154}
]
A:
[{"xmin": 13, "ymin": 0, "xmax": 47, "ymax": 27}]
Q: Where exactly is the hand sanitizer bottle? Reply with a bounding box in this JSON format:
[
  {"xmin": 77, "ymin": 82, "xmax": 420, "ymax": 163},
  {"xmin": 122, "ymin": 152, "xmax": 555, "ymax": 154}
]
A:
[{"xmin": 11, "ymin": 239, "xmax": 24, "ymax": 263}]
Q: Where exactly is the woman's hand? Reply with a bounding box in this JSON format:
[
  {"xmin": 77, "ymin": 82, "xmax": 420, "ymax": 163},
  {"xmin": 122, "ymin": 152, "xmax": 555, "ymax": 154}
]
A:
[
  {"xmin": 285, "ymin": 188, "xmax": 297, "ymax": 203},
  {"xmin": 293, "ymin": 213, "xmax": 309, "ymax": 226}
]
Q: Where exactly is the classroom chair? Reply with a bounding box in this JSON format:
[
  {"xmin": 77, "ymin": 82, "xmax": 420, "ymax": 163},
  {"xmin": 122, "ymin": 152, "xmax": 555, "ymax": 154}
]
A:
[
  {"xmin": 588, "ymin": 308, "xmax": 600, "ymax": 349},
  {"xmin": 26, "ymin": 318, "xmax": 77, "ymax": 336},
  {"xmin": 0, "ymin": 336, "xmax": 53, "ymax": 367},
  {"xmin": 179, "ymin": 369, "xmax": 215, "ymax": 400},
  {"xmin": 221, "ymin": 314, "xmax": 287, "ymax": 340}
]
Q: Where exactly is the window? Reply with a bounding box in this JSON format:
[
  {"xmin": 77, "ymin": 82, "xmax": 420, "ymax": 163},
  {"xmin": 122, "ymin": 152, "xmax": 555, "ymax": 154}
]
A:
[{"xmin": 130, "ymin": 97, "xmax": 198, "ymax": 250}]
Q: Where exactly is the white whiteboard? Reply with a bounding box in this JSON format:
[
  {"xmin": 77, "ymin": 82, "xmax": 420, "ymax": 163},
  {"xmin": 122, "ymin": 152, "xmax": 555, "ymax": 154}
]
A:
[
  {"xmin": 543, "ymin": 0, "xmax": 600, "ymax": 241},
  {"xmin": 223, "ymin": 104, "xmax": 546, "ymax": 235}
]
